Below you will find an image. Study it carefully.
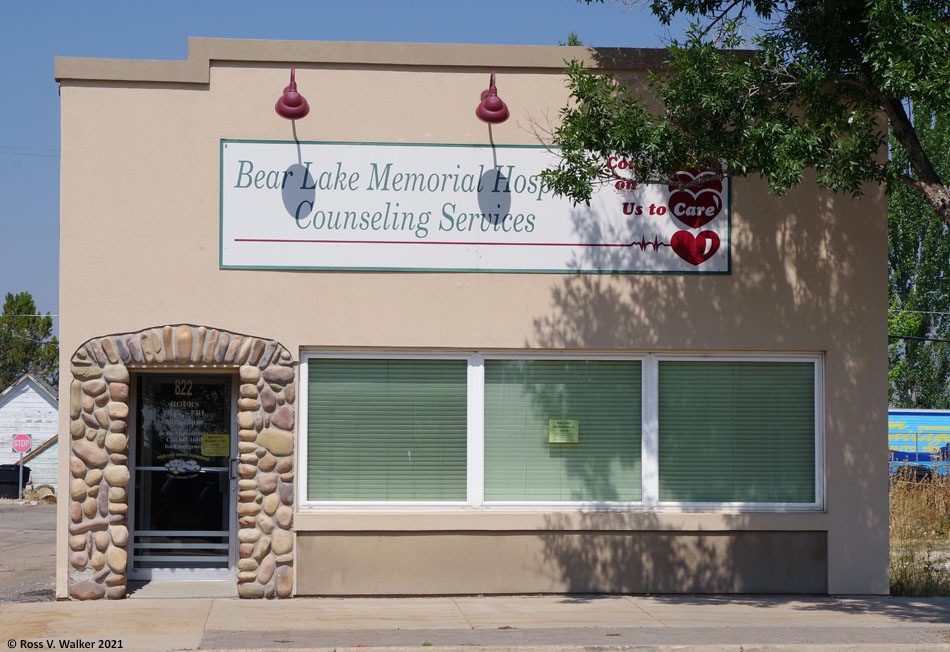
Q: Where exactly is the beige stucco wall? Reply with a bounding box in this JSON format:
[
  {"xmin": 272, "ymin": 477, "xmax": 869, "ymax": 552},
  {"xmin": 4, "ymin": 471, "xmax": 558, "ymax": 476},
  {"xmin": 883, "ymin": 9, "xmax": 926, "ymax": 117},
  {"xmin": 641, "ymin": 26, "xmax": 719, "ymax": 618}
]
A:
[
  {"xmin": 56, "ymin": 38, "xmax": 888, "ymax": 597},
  {"xmin": 298, "ymin": 531, "xmax": 828, "ymax": 594}
]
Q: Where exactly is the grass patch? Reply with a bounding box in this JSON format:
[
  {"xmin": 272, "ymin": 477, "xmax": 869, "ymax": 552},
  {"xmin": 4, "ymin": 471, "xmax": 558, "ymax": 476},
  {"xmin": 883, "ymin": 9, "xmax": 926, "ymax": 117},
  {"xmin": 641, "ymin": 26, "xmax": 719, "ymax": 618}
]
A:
[{"xmin": 890, "ymin": 463, "xmax": 950, "ymax": 596}]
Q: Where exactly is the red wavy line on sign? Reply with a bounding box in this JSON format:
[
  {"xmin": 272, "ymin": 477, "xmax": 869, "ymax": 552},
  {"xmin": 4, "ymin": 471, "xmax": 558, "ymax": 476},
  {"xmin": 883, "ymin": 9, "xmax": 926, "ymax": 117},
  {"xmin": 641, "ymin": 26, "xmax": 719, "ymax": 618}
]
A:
[{"xmin": 234, "ymin": 237, "xmax": 672, "ymax": 249}]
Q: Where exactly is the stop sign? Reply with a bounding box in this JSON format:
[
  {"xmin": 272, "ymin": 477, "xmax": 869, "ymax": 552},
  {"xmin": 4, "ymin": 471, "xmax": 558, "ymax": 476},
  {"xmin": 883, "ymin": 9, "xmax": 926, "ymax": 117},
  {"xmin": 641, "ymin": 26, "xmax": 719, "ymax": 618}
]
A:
[{"xmin": 11, "ymin": 434, "xmax": 31, "ymax": 454}]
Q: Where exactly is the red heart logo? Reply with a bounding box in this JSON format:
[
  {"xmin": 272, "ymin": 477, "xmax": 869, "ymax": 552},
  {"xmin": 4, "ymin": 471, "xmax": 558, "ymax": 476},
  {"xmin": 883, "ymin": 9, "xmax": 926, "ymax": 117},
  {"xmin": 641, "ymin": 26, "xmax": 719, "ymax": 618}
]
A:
[
  {"xmin": 671, "ymin": 230, "xmax": 720, "ymax": 266},
  {"xmin": 667, "ymin": 169, "xmax": 724, "ymax": 228},
  {"xmin": 668, "ymin": 190, "xmax": 723, "ymax": 228}
]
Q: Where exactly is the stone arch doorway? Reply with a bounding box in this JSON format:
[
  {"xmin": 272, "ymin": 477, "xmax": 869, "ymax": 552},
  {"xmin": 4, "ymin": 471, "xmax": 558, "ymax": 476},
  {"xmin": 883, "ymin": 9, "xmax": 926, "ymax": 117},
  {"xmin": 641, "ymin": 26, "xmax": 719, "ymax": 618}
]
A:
[{"xmin": 67, "ymin": 325, "xmax": 296, "ymax": 599}]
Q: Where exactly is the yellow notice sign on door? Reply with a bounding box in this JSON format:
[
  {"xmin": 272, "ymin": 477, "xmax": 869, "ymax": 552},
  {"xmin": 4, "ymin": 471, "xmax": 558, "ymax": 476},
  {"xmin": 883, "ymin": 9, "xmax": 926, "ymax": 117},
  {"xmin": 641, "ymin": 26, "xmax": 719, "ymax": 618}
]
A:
[
  {"xmin": 548, "ymin": 419, "xmax": 579, "ymax": 444},
  {"xmin": 201, "ymin": 434, "xmax": 229, "ymax": 457}
]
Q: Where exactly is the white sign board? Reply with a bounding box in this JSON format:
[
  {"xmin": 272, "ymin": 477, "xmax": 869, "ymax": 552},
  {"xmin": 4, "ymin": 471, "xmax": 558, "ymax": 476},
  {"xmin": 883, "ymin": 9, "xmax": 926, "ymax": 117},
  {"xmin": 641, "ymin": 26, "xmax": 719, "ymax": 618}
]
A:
[
  {"xmin": 220, "ymin": 140, "xmax": 730, "ymax": 274},
  {"xmin": 11, "ymin": 433, "xmax": 31, "ymax": 454}
]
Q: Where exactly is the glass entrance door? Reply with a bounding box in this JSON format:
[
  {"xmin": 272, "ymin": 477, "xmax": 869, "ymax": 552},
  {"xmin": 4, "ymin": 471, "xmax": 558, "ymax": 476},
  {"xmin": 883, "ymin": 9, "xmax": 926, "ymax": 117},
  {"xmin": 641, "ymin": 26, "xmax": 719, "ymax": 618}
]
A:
[{"xmin": 131, "ymin": 374, "xmax": 234, "ymax": 578}]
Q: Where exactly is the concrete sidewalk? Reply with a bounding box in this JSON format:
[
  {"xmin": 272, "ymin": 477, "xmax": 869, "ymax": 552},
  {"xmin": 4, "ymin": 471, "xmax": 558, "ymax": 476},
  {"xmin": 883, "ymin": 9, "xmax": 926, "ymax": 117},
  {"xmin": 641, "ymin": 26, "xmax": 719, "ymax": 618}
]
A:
[{"xmin": 2, "ymin": 594, "xmax": 950, "ymax": 651}]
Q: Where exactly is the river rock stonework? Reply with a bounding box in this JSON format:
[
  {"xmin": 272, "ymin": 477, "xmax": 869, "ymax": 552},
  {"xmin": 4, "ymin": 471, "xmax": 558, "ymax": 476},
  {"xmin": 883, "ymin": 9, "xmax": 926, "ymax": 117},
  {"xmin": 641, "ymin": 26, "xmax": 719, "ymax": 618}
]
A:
[{"xmin": 68, "ymin": 325, "xmax": 296, "ymax": 600}]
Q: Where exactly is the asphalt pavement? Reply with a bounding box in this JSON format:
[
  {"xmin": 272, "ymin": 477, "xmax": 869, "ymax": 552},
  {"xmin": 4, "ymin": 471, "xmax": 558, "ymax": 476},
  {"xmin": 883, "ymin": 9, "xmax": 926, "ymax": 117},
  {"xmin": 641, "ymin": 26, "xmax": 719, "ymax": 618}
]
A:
[{"xmin": 0, "ymin": 500, "xmax": 56, "ymax": 603}]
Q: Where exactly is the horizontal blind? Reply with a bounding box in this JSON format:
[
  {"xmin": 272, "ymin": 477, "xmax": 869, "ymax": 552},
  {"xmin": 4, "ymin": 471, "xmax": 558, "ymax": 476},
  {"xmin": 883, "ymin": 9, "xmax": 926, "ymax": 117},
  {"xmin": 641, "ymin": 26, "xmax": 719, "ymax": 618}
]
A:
[
  {"xmin": 307, "ymin": 359, "xmax": 467, "ymax": 501},
  {"xmin": 484, "ymin": 360, "xmax": 641, "ymax": 501},
  {"xmin": 658, "ymin": 361, "xmax": 815, "ymax": 503}
]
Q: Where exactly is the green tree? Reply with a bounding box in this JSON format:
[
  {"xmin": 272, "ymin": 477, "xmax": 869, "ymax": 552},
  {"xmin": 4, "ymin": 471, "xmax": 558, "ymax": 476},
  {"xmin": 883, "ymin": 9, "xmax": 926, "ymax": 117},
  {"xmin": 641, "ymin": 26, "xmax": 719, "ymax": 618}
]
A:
[
  {"xmin": 0, "ymin": 292, "xmax": 58, "ymax": 389},
  {"xmin": 544, "ymin": 1, "xmax": 950, "ymax": 229},
  {"xmin": 559, "ymin": 31, "xmax": 584, "ymax": 46},
  {"xmin": 888, "ymin": 103, "xmax": 950, "ymax": 408}
]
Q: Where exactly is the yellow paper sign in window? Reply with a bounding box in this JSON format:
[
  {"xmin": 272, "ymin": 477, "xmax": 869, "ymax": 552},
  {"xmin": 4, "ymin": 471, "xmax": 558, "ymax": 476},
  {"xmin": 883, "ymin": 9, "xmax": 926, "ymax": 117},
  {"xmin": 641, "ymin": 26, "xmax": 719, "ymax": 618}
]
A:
[
  {"xmin": 201, "ymin": 434, "xmax": 229, "ymax": 457},
  {"xmin": 548, "ymin": 419, "xmax": 579, "ymax": 444}
]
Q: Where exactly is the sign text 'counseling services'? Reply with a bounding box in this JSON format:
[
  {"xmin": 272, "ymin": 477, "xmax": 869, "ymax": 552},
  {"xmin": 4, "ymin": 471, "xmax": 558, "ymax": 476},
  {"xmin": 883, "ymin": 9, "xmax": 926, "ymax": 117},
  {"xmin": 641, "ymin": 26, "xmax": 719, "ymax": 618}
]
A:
[{"xmin": 220, "ymin": 141, "xmax": 730, "ymax": 273}]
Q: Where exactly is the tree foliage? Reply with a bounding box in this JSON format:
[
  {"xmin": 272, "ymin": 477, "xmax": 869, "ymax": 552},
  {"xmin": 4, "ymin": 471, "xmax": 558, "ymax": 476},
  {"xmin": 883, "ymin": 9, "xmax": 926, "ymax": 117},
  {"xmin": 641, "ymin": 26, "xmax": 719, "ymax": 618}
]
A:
[
  {"xmin": 888, "ymin": 103, "xmax": 950, "ymax": 408},
  {"xmin": 544, "ymin": 0, "xmax": 950, "ymax": 228},
  {"xmin": 0, "ymin": 292, "xmax": 58, "ymax": 389},
  {"xmin": 559, "ymin": 31, "xmax": 585, "ymax": 46}
]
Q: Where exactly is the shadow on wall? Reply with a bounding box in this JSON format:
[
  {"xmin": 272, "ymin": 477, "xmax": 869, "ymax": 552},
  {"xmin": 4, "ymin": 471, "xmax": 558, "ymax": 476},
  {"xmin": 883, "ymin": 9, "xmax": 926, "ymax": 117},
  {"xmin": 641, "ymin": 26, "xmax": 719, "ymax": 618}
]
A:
[
  {"xmin": 529, "ymin": 181, "xmax": 868, "ymax": 351},
  {"xmin": 536, "ymin": 513, "xmax": 828, "ymax": 593},
  {"xmin": 520, "ymin": 173, "xmax": 885, "ymax": 592}
]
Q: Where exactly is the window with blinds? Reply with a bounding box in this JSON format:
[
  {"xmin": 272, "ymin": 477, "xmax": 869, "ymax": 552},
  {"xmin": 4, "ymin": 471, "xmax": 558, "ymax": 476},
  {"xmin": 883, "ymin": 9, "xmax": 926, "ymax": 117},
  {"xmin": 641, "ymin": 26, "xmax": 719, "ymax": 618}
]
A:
[
  {"xmin": 301, "ymin": 354, "xmax": 820, "ymax": 508},
  {"xmin": 306, "ymin": 358, "xmax": 468, "ymax": 501},
  {"xmin": 484, "ymin": 360, "xmax": 642, "ymax": 501},
  {"xmin": 657, "ymin": 360, "xmax": 816, "ymax": 503}
]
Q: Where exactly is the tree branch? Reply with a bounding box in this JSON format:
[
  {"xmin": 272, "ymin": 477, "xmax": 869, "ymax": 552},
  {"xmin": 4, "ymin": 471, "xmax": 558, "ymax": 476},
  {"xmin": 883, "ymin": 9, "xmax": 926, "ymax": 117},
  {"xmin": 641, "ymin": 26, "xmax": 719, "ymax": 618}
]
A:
[
  {"xmin": 887, "ymin": 97, "xmax": 950, "ymax": 229},
  {"xmin": 697, "ymin": 0, "xmax": 745, "ymax": 38}
]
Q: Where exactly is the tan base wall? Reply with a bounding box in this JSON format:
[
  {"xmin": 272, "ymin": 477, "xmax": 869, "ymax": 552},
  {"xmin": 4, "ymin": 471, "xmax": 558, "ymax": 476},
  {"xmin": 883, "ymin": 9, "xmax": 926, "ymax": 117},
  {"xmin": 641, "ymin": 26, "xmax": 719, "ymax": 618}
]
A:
[{"xmin": 296, "ymin": 531, "xmax": 827, "ymax": 595}]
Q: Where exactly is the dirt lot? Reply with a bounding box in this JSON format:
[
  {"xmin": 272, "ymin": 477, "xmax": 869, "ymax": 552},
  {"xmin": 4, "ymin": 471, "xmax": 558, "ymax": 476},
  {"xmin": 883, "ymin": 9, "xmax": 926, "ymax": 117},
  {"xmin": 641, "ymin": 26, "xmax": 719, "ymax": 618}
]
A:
[{"xmin": 0, "ymin": 499, "xmax": 57, "ymax": 602}]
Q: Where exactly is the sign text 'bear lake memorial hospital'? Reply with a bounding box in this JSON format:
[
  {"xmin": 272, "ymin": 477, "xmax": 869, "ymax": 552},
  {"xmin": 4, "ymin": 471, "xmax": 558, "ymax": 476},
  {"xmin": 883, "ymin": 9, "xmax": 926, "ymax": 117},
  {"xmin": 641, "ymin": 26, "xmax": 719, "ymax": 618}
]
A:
[{"xmin": 220, "ymin": 140, "xmax": 730, "ymax": 274}]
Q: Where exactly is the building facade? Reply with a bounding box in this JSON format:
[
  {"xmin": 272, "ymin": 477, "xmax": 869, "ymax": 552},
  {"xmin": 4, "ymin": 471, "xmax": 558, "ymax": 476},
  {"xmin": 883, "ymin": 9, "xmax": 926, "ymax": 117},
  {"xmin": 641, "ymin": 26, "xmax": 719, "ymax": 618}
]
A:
[
  {"xmin": 1, "ymin": 374, "xmax": 59, "ymax": 492},
  {"xmin": 55, "ymin": 38, "xmax": 888, "ymax": 600}
]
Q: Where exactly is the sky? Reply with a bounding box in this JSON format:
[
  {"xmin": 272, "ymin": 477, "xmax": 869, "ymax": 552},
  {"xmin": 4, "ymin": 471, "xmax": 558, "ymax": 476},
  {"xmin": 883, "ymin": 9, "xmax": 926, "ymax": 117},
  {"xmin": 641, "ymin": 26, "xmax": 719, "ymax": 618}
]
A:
[{"xmin": 0, "ymin": 0, "xmax": 692, "ymax": 336}]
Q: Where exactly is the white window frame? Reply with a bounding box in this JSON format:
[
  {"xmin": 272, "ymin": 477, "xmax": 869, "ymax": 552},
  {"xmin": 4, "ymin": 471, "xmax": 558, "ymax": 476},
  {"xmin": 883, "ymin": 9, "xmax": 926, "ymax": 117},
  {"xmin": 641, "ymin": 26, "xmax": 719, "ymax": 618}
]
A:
[
  {"xmin": 298, "ymin": 351, "xmax": 824, "ymax": 513},
  {"xmin": 298, "ymin": 351, "xmax": 473, "ymax": 511},
  {"xmin": 478, "ymin": 352, "xmax": 646, "ymax": 511},
  {"xmin": 651, "ymin": 354, "xmax": 825, "ymax": 513}
]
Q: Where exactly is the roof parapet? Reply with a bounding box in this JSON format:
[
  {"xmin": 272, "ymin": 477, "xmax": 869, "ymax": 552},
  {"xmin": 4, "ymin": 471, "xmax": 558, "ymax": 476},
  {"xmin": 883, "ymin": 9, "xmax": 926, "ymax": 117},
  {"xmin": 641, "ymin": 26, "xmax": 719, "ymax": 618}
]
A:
[{"xmin": 55, "ymin": 37, "xmax": 671, "ymax": 85}]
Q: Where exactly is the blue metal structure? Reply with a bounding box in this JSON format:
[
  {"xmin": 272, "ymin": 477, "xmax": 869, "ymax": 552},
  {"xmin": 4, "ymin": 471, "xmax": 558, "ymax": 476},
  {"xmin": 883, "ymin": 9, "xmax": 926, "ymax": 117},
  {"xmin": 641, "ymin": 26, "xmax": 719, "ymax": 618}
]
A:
[{"xmin": 889, "ymin": 409, "xmax": 950, "ymax": 475}]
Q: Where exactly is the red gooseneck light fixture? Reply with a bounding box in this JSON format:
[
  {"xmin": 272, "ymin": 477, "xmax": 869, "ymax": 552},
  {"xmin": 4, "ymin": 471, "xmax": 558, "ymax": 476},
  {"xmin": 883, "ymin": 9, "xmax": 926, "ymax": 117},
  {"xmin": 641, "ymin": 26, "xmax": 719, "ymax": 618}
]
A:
[
  {"xmin": 275, "ymin": 67, "xmax": 310, "ymax": 120},
  {"xmin": 475, "ymin": 72, "xmax": 509, "ymax": 124}
]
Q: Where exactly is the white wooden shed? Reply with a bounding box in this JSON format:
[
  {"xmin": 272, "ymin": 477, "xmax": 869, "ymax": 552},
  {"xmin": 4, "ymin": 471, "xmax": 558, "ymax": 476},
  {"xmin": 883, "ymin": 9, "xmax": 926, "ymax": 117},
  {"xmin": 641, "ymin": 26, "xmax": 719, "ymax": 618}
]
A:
[{"xmin": 0, "ymin": 373, "xmax": 59, "ymax": 492}]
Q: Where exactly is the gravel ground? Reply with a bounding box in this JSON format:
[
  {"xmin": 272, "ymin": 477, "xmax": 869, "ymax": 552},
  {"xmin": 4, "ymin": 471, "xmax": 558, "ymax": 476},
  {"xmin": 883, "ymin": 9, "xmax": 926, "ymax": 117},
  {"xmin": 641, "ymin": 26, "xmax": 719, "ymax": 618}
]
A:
[{"xmin": 0, "ymin": 499, "xmax": 57, "ymax": 603}]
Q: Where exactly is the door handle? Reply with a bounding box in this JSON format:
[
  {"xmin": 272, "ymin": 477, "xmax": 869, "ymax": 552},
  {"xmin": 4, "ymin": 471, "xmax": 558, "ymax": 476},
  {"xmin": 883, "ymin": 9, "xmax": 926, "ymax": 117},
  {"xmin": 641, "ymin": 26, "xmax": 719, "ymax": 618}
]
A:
[{"xmin": 229, "ymin": 458, "xmax": 238, "ymax": 480}]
